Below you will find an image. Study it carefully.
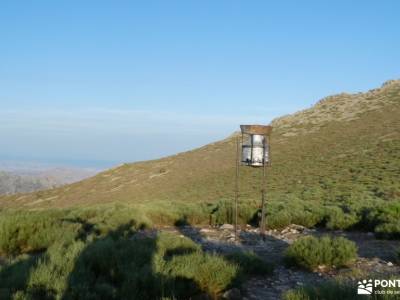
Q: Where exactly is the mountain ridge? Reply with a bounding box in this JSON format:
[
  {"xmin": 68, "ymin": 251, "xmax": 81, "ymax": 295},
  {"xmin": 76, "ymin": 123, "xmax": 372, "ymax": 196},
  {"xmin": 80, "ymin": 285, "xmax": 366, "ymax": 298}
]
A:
[{"xmin": 1, "ymin": 79, "xmax": 399, "ymax": 209}]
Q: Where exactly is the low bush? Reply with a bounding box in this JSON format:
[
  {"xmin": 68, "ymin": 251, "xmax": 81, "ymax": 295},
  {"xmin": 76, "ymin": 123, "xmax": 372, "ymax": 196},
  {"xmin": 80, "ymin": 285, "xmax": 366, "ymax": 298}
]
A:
[
  {"xmin": 284, "ymin": 279, "xmax": 400, "ymax": 300},
  {"xmin": 364, "ymin": 202, "xmax": 400, "ymax": 238},
  {"xmin": 283, "ymin": 280, "xmax": 356, "ymax": 300},
  {"xmin": 0, "ymin": 254, "xmax": 42, "ymax": 299},
  {"xmin": 324, "ymin": 206, "xmax": 360, "ymax": 230},
  {"xmin": 63, "ymin": 230, "xmax": 238, "ymax": 299},
  {"xmin": 266, "ymin": 199, "xmax": 325, "ymax": 229},
  {"xmin": 26, "ymin": 240, "xmax": 86, "ymax": 297},
  {"xmin": 225, "ymin": 250, "xmax": 273, "ymax": 277},
  {"xmin": 1, "ymin": 225, "xmax": 241, "ymax": 300},
  {"xmin": 0, "ymin": 210, "xmax": 79, "ymax": 255},
  {"xmin": 160, "ymin": 251, "xmax": 238, "ymax": 299},
  {"xmin": 267, "ymin": 210, "xmax": 292, "ymax": 229},
  {"xmin": 285, "ymin": 235, "xmax": 358, "ymax": 271},
  {"xmin": 375, "ymin": 222, "xmax": 400, "ymax": 239},
  {"xmin": 143, "ymin": 201, "xmax": 214, "ymax": 226},
  {"xmin": 66, "ymin": 204, "xmax": 152, "ymax": 236},
  {"xmin": 0, "ymin": 205, "xmax": 151, "ymax": 256},
  {"xmin": 373, "ymin": 202, "xmax": 400, "ymax": 224}
]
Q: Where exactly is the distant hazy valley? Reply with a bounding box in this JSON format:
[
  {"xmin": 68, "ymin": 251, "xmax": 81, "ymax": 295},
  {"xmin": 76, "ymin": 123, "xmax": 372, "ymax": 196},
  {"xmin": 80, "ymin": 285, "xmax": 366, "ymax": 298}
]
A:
[{"xmin": 0, "ymin": 164, "xmax": 100, "ymax": 195}]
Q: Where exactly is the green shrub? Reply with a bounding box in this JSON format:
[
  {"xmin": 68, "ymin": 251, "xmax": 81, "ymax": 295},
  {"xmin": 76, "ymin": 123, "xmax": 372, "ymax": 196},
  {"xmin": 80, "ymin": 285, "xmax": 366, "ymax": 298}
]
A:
[
  {"xmin": 267, "ymin": 210, "xmax": 292, "ymax": 229},
  {"xmin": 291, "ymin": 209, "xmax": 324, "ymax": 229},
  {"xmin": 375, "ymin": 222, "xmax": 400, "ymax": 239},
  {"xmin": 63, "ymin": 230, "xmax": 238, "ymax": 300},
  {"xmin": 266, "ymin": 199, "xmax": 324, "ymax": 229},
  {"xmin": 0, "ymin": 206, "xmax": 152, "ymax": 256},
  {"xmin": 225, "ymin": 250, "xmax": 273, "ymax": 276},
  {"xmin": 0, "ymin": 211, "xmax": 79, "ymax": 255},
  {"xmin": 143, "ymin": 201, "xmax": 213, "ymax": 226},
  {"xmin": 375, "ymin": 202, "xmax": 400, "ymax": 224},
  {"xmin": 209, "ymin": 200, "xmax": 234, "ymax": 225},
  {"xmin": 283, "ymin": 280, "xmax": 356, "ymax": 300},
  {"xmin": 156, "ymin": 232, "xmax": 239, "ymax": 298},
  {"xmin": 0, "ymin": 254, "xmax": 41, "ymax": 297},
  {"xmin": 66, "ymin": 204, "xmax": 152, "ymax": 236},
  {"xmin": 324, "ymin": 206, "xmax": 360, "ymax": 230},
  {"xmin": 285, "ymin": 235, "xmax": 358, "ymax": 270},
  {"xmin": 366, "ymin": 203, "xmax": 400, "ymax": 238},
  {"xmin": 0, "ymin": 209, "xmax": 243, "ymax": 300},
  {"xmin": 161, "ymin": 251, "xmax": 238, "ymax": 298},
  {"xmin": 284, "ymin": 279, "xmax": 400, "ymax": 300},
  {"xmin": 26, "ymin": 240, "xmax": 86, "ymax": 297}
]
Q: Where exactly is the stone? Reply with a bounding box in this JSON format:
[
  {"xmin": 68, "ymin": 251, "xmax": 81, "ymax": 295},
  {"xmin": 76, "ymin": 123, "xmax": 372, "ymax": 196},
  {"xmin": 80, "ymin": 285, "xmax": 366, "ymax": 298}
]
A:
[
  {"xmin": 220, "ymin": 224, "xmax": 234, "ymax": 230},
  {"xmin": 222, "ymin": 288, "xmax": 242, "ymax": 300},
  {"xmin": 317, "ymin": 265, "xmax": 326, "ymax": 271},
  {"xmin": 387, "ymin": 261, "xmax": 394, "ymax": 266}
]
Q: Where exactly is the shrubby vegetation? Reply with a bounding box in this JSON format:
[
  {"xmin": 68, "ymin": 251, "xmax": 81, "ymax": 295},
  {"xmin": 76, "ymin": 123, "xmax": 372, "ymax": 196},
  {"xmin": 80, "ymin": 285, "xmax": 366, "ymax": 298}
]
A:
[
  {"xmin": 1, "ymin": 195, "xmax": 397, "ymax": 267},
  {"xmin": 138, "ymin": 196, "xmax": 400, "ymax": 240},
  {"xmin": 0, "ymin": 205, "xmax": 273, "ymax": 300},
  {"xmin": 285, "ymin": 236, "xmax": 358, "ymax": 270},
  {"xmin": 284, "ymin": 279, "xmax": 400, "ymax": 300},
  {"xmin": 225, "ymin": 250, "xmax": 273, "ymax": 277},
  {"xmin": 0, "ymin": 206, "xmax": 150, "ymax": 256},
  {"xmin": 0, "ymin": 210, "xmax": 78, "ymax": 255},
  {"xmin": 366, "ymin": 202, "xmax": 400, "ymax": 239},
  {"xmin": 283, "ymin": 280, "xmax": 357, "ymax": 300}
]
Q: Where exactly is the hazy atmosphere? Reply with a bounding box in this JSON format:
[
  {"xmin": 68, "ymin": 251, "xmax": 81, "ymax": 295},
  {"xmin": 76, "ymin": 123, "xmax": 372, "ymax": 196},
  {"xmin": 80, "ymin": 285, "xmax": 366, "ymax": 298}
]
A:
[{"xmin": 1, "ymin": 0, "xmax": 399, "ymax": 168}]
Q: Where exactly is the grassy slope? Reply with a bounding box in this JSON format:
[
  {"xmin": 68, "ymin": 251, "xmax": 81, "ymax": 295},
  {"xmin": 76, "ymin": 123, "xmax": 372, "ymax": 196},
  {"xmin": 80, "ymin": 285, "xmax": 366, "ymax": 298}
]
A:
[{"xmin": 0, "ymin": 80, "xmax": 399, "ymax": 212}]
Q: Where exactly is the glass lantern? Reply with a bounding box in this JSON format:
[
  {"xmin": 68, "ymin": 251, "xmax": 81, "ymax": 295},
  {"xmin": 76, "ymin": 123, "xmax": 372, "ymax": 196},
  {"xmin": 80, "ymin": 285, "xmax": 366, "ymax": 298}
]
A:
[{"xmin": 240, "ymin": 125, "xmax": 272, "ymax": 167}]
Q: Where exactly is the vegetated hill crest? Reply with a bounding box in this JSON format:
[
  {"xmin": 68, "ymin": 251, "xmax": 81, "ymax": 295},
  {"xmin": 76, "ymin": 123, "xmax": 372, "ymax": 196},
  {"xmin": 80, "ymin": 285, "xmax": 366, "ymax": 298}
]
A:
[
  {"xmin": 1, "ymin": 79, "xmax": 399, "ymax": 209},
  {"xmin": 272, "ymin": 79, "xmax": 400, "ymax": 137}
]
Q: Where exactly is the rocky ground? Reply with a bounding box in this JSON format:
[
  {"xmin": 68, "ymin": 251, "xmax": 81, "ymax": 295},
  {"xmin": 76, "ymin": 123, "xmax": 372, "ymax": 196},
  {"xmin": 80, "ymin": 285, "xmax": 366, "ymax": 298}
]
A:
[{"xmin": 157, "ymin": 224, "xmax": 400, "ymax": 300}]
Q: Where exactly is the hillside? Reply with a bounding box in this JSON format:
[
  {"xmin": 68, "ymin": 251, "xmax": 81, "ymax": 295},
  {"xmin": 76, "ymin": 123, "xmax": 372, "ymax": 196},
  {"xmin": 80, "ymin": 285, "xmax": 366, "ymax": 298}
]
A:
[
  {"xmin": 0, "ymin": 171, "xmax": 56, "ymax": 195},
  {"xmin": 0, "ymin": 80, "xmax": 399, "ymax": 214},
  {"xmin": 0, "ymin": 167, "xmax": 99, "ymax": 196}
]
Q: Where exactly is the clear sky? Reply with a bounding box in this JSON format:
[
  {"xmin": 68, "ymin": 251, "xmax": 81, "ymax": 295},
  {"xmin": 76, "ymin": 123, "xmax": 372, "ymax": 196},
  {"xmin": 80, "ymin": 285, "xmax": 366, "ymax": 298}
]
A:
[{"xmin": 1, "ymin": 0, "xmax": 399, "ymax": 168}]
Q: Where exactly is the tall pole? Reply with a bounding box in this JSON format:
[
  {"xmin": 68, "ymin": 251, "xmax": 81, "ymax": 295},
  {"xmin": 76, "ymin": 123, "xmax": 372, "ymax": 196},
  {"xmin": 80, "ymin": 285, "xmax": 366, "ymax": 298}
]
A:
[
  {"xmin": 260, "ymin": 135, "xmax": 268, "ymax": 239},
  {"xmin": 234, "ymin": 136, "xmax": 240, "ymax": 242}
]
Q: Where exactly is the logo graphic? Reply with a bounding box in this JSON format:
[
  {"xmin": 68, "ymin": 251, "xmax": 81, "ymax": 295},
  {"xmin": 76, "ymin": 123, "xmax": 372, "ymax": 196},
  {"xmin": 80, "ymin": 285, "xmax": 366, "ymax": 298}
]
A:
[{"xmin": 358, "ymin": 279, "xmax": 373, "ymax": 295}]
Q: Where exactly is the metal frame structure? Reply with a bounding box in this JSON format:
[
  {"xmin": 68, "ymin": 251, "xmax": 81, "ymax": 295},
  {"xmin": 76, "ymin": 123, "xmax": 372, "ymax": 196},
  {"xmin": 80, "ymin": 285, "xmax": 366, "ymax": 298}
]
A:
[{"xmin": 234, "ymin": 125, "xmax": 272, "ymax": 241}]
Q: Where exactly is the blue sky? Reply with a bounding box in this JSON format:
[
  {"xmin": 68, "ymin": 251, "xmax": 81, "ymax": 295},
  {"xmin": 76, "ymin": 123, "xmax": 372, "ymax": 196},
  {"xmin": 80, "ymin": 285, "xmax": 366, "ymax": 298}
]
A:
[{"xmin": 1, "ymin": 1, "xmax": 399, "ymax": 168}]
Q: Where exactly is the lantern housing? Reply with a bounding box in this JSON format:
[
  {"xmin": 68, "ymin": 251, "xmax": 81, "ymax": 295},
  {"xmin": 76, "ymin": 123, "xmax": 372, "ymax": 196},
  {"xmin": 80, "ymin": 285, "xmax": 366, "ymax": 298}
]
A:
[{"xmin": 240, "ymin": 125, "xmax": 272, "ymax": 167}]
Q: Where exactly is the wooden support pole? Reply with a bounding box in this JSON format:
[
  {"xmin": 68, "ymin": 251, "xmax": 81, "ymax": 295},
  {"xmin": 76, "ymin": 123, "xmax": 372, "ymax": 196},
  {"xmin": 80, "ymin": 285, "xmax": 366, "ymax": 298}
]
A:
[{"xmin": 260, "ymin": 135, "xmax": 268, "ymax": 239}]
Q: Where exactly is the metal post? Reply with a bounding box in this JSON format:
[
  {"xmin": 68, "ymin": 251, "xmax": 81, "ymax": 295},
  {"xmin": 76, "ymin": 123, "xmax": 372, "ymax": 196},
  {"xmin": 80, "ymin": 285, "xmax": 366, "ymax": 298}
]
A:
[
  {"xmin": 260, "ymin": 135, "xmax": 268, "ymax": 239},
  {"xmin": 234, "ymin": 136, "xmax": 240, "ymax": 242},
  {"xmin": 268, "ymin": 135, "xmax": 271, "ymax": 167}
]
